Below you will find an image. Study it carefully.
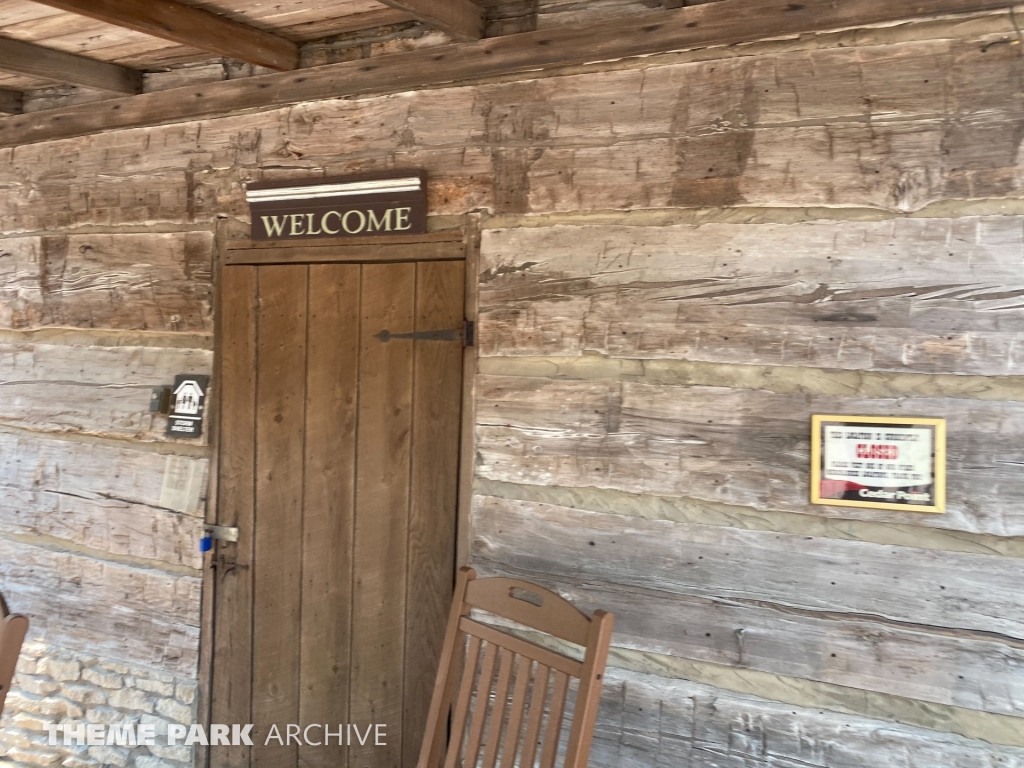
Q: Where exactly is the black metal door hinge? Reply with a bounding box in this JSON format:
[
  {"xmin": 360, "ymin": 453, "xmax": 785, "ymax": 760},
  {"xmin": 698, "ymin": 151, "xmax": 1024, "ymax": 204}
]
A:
[{"xmin": 375, "ymin": 320, "xmax": 475, "ymax": 347}]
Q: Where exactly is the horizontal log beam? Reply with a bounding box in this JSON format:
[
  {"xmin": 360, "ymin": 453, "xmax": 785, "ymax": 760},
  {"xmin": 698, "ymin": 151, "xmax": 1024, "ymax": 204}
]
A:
[
  {"xmin": 0, "ymin": 0, "xmax": 1011, "ymax": 147},
  {"xmin": 0, "ymin": 36, "xmax": 141, "ymax": 94},
  {"xmin": 377, "ymin": 0, "xmax": 485, "ymax": 41},
  {"xmin": 32, "ymin": 0, "xmax": 300, "ymax": 71},
  {"xmin": 0, "ymin": 233, "xmax": 214, "ymax": 333},
  {"xmin": 0, "ymin": 88, "xmax": 21, "ymax": 115}
]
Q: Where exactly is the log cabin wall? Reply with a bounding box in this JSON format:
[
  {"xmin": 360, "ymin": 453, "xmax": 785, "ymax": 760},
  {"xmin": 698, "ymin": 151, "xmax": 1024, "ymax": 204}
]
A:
[{"xmin": 1, "ymin": 5, "xmax": 1024, "ymax": 768}]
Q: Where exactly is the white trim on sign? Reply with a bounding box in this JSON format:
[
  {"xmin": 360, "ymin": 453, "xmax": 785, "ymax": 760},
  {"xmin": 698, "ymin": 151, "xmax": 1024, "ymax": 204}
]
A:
[{"xmin": 245, "ymin": 176, "xmax": 423, "ymax": 203}]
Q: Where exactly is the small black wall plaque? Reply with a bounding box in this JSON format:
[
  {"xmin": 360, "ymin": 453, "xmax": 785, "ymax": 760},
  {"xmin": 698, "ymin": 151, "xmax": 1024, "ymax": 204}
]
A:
[
  {"xmin": 246, "ymin": 170, "xmax": 427, "ymax": 241},
  {"xmin": 167, "ymin": 374, "xmax": 209, "ymax": 439}
]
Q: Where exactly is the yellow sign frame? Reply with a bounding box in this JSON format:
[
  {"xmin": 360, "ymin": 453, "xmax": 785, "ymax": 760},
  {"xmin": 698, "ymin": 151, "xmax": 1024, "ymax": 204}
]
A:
[{"xmin": 810, "ymin": 415, "xmax": 946, "ymax": 514}]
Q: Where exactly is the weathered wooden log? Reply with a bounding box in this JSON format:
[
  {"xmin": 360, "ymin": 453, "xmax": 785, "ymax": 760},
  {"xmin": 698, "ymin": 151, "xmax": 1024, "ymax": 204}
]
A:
[
  {"xmin": 475, "ymin": 375, "xmax": 1024, "ymax": 536},
  {"xmin": 0, "ymin": 432, "xmax": 207, "ymax": 514},
  {"xmin": 0, "ymin": 537, "xmax": 201, "ymax": 674},
  {"xmin": 0, "ymin": 342, "xmax": 212, "ymax": 441},
  {"xmin": 0, "ymin": 432, "xmax": 207, "ymax": 567},
  {"xmin": 478, "ymin": 218, "xmax": 1024, "ymax": 376},
  {"xmin": 591, "ymin": 668, "xmax": 1024, "ymax": 767},
  {"xmin": 472, "ymin": 496, "xmax": 1024, "ymax": 642},
  {"xmin": 1, "ymin": 32, "xmax": 1023, "ymax": 228},
  {"xmin": 0, "ymin": 0, "xmax": 1016, "ymax": 152},
  {"xmin": 0, "ymin": 233, "xmax": 212, "ymax": 332},
  {"xmin": 1, "ymin": 487, "xmax": 203, "ymax": 571},
  {"xmin": 473, "ymin": 558, "xmax": 1024, "ymax": 717}
]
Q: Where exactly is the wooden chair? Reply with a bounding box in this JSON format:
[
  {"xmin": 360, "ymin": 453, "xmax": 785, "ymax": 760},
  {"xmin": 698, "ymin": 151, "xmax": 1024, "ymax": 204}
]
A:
[
  {"xmin": 0, "ymin": 592, "xmax": 28, "ymax": 718},
  {"xmin": 417, "ymin": 567, "xmax": 614, "ymax": 768}
]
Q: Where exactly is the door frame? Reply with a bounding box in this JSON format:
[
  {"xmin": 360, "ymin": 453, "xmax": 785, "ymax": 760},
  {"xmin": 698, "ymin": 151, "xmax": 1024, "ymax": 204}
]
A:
[{"xmin": 195, "ymin": 223, "xmax": 479, "ymax": 768}]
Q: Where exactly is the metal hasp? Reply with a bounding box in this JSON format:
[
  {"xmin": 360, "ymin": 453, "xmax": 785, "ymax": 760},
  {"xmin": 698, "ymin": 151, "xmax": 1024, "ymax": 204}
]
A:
[
  {"xmin": 375, "ymin": 320, "xmax": 474, "ymax": 346},
  {"xmin": 204, "ymin": 524, "xmax": 240, "ymax": 543}
]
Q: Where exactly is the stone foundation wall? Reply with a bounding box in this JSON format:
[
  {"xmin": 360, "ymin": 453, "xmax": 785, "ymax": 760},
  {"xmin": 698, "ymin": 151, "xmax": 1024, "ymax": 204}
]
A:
[{"xmin": 1, "ymin": 642, "xmax": 197, "ymax": 768}]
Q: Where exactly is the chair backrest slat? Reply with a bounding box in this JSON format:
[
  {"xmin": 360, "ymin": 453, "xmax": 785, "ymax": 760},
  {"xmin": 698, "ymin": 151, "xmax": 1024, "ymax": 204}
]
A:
[
  {"xmin": 0, "ymin": 593, "xmax": 28, "ymax": 719},
  {"xmin": 538, "ymin": 671, "xmax": 570, "ymax": 768},
  {"xmin": 462, "ymin": 641, "xmax": 499, "ymax": 768},
  {"xmin": 517, "ymin": 664, "xmax": 550, "ymax": 768},
  {"xmin": 443, "ymin": 634, "xmax": 482, "ymax": 768},
  {"xmin": 418, "ymin": 568, "xmax": 614, "ymax": 768},
  {"xmin": 480, "ymin": 648, "xmax": 516, "ymax": 768},
  {"xmin": 460, "ymin": 618, "xmax": 583, "ymax": 677},
  {"xmin": 499, "ymin": 655, "xmax": 533, "ymax": 768}
]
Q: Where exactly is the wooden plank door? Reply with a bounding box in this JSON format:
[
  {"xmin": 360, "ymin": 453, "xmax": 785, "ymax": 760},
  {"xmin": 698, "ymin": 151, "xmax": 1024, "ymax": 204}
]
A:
[{"xmin": 209, "ymin": 258, "xmax": 465, "ymax": 768}]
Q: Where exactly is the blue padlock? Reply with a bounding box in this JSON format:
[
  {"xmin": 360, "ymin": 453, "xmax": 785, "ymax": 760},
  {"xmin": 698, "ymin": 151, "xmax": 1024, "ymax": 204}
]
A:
[{"xmin": 199, "ymin": 536, "xmax": 213, "ymax": 553}]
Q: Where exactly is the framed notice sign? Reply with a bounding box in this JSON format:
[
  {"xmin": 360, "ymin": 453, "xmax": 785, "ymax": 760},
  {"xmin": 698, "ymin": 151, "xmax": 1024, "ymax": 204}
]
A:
[{"xmin": 811, "ymin": 415, "xmax": 946, "ymax": 513}]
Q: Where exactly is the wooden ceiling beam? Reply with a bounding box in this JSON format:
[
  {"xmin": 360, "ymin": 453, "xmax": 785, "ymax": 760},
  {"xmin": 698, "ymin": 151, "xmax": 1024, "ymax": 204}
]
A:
[
  {"xmin": 0, "ymin": 0, "xmax": 1012, "ymax": 147},
  {"xmin": 376, "ymin": 0, "xmax": 485, "ymax": 41},
  {"xmin": 0, "ymin": 88, "xmax": 22, "ymax": 115},
  {"xmin": 32, "ymin": 0, "xmax": 300, "ymax": 71},
  {"xmin": 0, "ymin": 36, "xmax": 141, "ymax": 94}
]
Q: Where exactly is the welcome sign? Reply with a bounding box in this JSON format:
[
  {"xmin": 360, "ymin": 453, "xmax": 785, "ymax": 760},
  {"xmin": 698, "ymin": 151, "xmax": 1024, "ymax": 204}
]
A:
[{"xmin": 246, "ymin": 171, "xmax": 427, "ymax": 241}]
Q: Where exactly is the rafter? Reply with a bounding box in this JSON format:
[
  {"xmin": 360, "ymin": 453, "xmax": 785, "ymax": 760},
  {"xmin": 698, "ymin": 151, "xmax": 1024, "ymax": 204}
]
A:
[
  {"xmin": 377, "ymin": 0, "xmax": 485, "ymax": 41},
  {"xmin": 0, "ymin": 36, "xmax": 141, "ymax": 94},
  {"xmin": 0, "ymin": 88, "xmax": 22, "ymax": 115},
  {"xmin": 32, "ymin": 0, "xmax": 300, "ymax": 72}
]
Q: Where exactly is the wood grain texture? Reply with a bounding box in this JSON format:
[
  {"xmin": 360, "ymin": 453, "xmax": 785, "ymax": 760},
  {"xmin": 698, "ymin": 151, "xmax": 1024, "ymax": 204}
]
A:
[
  {"xmin": 472, "ymin": 497, "xmax": 1024, "ymax": 712},
  {"xmin": 0, "ymin": 88, "xmax": 21, "ymax": 115},
  {"xmin": 351, "ymin": 262, "xmax": 415, "ymax": 768},
  {"xmin": 0, "ymin": 233, "xmax": 213, "ymax": 332},
  {"xmin": 0, "ymin": 342, "xmax": 212, "ymax": 441},
  {"xmin": 0, "ymin": 34, "xmax": 141, "ymax": 93},
  {"xmin": 0, "ymin": 169, "xmax": 199, "ymax": 232},
  {"xmin": 2, "ymin": 31, "xmax": 1023, "ymax": 227},
  {"xmin": 477, "ymin": 560, "xmax": 1024, "ymax": 718},
  {"xmin": 404, "ymin": 260, "xmax": 465, "ymax": 767},
  {"xmin": 0, "ymin": 537, "xmax": 201, "ymax": 675},
  {"xmin": 225, "ymin": 240, "xmax": 466, "ymax": 265},
  {"xmin": 0, "ymin": 430, "xmax": 206, "ymax": 515},
  {"xmin": 0, "ymin": 0, "xmax": 1014, "ymax": 149},
  {"xmin": 377, "ymin": 0, "xmax": 484, "ymax": 41},
  {"xmin": 210, "ymin": 264, "xmax": 257, "ymax": 768},
  {"xmin": 252, "ymin": 265, "xmax": 306, "ymax": 768},
  {"xmin": 300, "ymin": 264, "xmax": 360, "ymax": 768},
  {"xmin": 591, "ymin": 668, "xmax": 1024, "ymax": 768},
  {"xmin": 478, "ymin": 219, "xmax": 1024, "ymax": 376},
  {"xmin": 32, "ymin": 0, "xmax": 300, "ymax": 71},
  {"xmin": 0, "ymin": 431, "xmax": 206, "ymax": 568},
  {"xmin": 475, "ymin": 375, "xmax": 1024, "ymax": 536}
]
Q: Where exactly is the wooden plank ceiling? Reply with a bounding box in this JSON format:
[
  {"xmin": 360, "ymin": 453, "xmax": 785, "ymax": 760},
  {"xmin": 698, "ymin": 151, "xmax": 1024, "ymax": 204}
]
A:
[{"xmin": 0, "ymin": 0, "xmax": 489, "ymax": 113}]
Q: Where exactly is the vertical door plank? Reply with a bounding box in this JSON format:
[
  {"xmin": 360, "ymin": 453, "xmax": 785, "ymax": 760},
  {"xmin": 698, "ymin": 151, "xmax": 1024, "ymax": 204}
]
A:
[
  {"xmin": 211, "ymin": 265, "xmax": 257, "ymax": 768},
  {"xmin": 351, "ymin": 261, "xmax": 417, "ymax": 768},
  {"xmin": 404, "ymin": 259, "xmax": 466, "ymax": 766},
  {"xmin": 300, "ymin": 264, "xmax": 361, "ymax": 768},
  {"xmin": 252, "ymin": 265, "xmax": 308, "ymax": 768}
]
